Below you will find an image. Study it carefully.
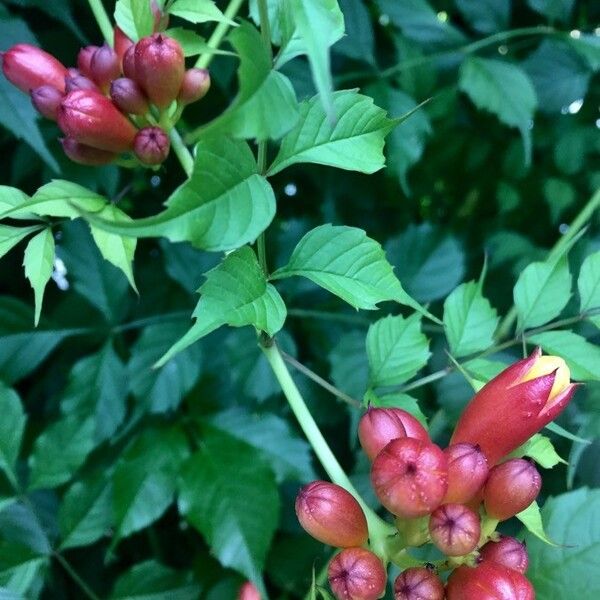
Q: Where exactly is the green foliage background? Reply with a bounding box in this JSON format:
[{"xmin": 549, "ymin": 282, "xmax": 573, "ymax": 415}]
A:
[{"xmin": 0, "ymin": 0, "xmax": 599, "ymax": 598}]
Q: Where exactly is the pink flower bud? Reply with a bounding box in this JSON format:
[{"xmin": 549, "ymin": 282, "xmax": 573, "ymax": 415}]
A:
[
  {"xmin": 443, "ymin": 443, "xmax": 489, "ymax": 504},
  {"xmin": 133, "ymin": 126, "xmax": 170, "ymax": 165},
  {"xmin": 393, "ymin": 567, "xmax": 445, "ymax": 600},
  {"xmin": 114, "ymin": 27, "xmax": 134, "ymax": 65},
  {"xmin": 77, "ymin": 45, "xmax": 99, "ymax": 78},
  {"xmin": 295, "ymin": 481, "xmax": 369, "ymax": 548},
  {"xmin": 61, "ymin": 138, "xmax": 116, "ymax": 166},
  {"xmin": 2, "ymin": 44, "xmax": 68, "ymax": 93},
  {"xmin": 65, "ymin": 74, "xmax": 99, "ymax": 93},
  {"xmin": 178, "ymin": 68, "xmax": 211, "ymax": 104},
  {"xmin": 134, "ymin": 33, "xmax": 184, "ymax": 108},
  {"xmin": 328, "ymin": 548, "xmax": 387, "ymax": 600},
  {"xmin": 483, "ymin": 459, "xmax": 541, "ymax": 521},
  {"xmin": 30, "ymin": 85, "xmax": 64, "ymax": 120},
  {"xmin": 90, "ymin": 43, "xmax": 121, "ymax": 89},
  {"xmin": 480, "ymin": 536, "xmax": 529, "ymax": 574},
  {"xmin": 359, "ymin": 407, "xmax": 429, "ymax": 461},
  {"xmin": 111, "ymin": 77, "xmax": 149, "ymax": 115},
  {"xmin": 122, "ymin": 45, "xmax": 137, "ymax": 80},
  {"xmin": 428, "ymin": 503, "xmax": 481, "ymax": 556},
  {"xmin": 58, "ymin": 90, "xmax": 137, "ymax": 153},
  {"xmin": 237, "ymin": 581, "xmax": 261, "ymax": 600},
  {"xmin": 371, "ymin": 438, "xmax": 448, "ymax": 519}
]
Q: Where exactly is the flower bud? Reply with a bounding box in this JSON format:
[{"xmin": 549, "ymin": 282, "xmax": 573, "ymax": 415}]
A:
[
  {"xmin": 122, "ymin": 45, "xmax": 138, "ymax": 80},
  {"xmin": 359, "ymin": 407, "xmax": 429, "ymax": 461},
  {"xmin": 114, "ymin": 27, "xmax": 134, "ymax": 64},
  {"xmin": 451, "ymin": 348, "xmax": 578, "ymax": 464},
  {"xmin": 328, "ymin": 548, "xmax": 387, "ymax": 600},
  {"xmin": 77, "ymin": 45, "xmax": 99, "ymax": 78},
  {"xmin": 2, "ymin": 44, "xmax": 68, "ymax": 93},
  {"xmin": 30, "ymin": 85, "xmax": 63, "ymax": 120},
  {"xmin": 446, "ymin": 562, "xmax": 534, "ymax": 600},
  {"xmin": 134, "ymin": 33, "xmax": 184, "ymax": 108},
  {"xmin": 428, "ymin": 503, "xmax": 481, "ymax": 556},
  {"xmin": 133, "ymin": 127, "xmax": 170, "ymax": 165},
  {"xmin": 90, "ymin": 43, "xmax": 121, "ymax": 89},
  {"xmin": 61, "ymin": 138, "xmax": 116, "ymax": 166},
  {"xmin": 295, "ymin": 481, "xmax": 369, "ymax": 548},
  {"xmin": 443, "ymin": 443, "xmax": 489, "ymax": 504},
  {"xmin": 237, "ymin": 581, "xmax": 261, "ymax": 600},
  {"xmin": 111, "ymin": 78, "xmax": 149, "ymax": 115},
  {"xmin": 480, "ymin": 536, "xmax": 529, "ymax": 574},
  {"xmin": 178, "ymin": 68, "xmax": 211, "ymax": 104},
  {"xmin": 483, "ymin": 459, "xmax": 541, "ymax": 521},
  {"xmin": 65, "ymin": 74, "xmax": 99, "ymax": 93},
  {"xmin": 371, "ymin": 438, "xmax": 448, "ymax": 519},
  {"xmin": 393, "ymin": 567, "xmax": 444, "ymax": 600},
  {"xmin": 58, "ymin": 90, "xmax": 137, "ymax": 153}
]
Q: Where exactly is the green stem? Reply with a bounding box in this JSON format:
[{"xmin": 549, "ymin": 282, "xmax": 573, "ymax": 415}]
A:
[
  {"xmin": 169, "ymin": 128, "xmax": 194, "ymax": 177},
  {"xmin": 257, "ymin": 0, "xmax": 272, "ymax": 60},
  {"xmin": 256, "ymin": 140, "xmax": 269, "ymax": 273},
  {"xmin": 54, "ymin": 553, "xmax": 100, "ymax": 600},
  {"xmin": 86, "ymin": 0, "xmax": 114, "ymax": 45}
]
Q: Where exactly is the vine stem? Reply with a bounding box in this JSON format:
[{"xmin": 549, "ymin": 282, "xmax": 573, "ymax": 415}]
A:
[
  {"xmin": 169, "ymin": 128, "xmax": 194, "ymax": 177},
  {"xmin": 86, "ymin": 0, "xmax": 113, "ymax": 45}
]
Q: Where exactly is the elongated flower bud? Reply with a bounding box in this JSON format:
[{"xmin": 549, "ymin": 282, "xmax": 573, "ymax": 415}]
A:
[
  {"xmin": 114, "ymin": 27, "xmax": 134, "ymax": 64},
  {"xmin": 444, "ymin": 443, "xmax": 489, "ymax": 504},
  {"xmin": 428, "ymin": 503, "xmax": 481, "ymax": 556},
  {"xmin": 65, "ymin": 74, "xmax": 99, "ymax": 93},
  {"xmin": 483, "ymin": 459, "xmax": 541, "ymax": 521},
  {"xmin": 31, "ymin": 85, "xmax": 63, "ymax": 120},
  {"xmin": 178, "ymin": 68, "xmax": 211, "ymax": 104},
  {"xmin": 451, "ymin": 348, "xmax": 578, "ymax": 464},
  {"xmin": 371, "ymin": 438, "xmax": 448, "ymax": 519},
  {"xmin": 480, "ymin": 536, "xmax": 529, "ymax": 574},
  {"xmin": 134, "ymin": 33, "xmax": 184, "ymax": 108},
  {"xmin": 90, "ymin": 43, "xmax": 120, "ymax": 89},
  {"xmin": 2, "ymin": 44, "xmax": 68, "ymax": 93},
  {"xmin": 295, "ymin": 481, "xmax": 369, "ymax": 548},
  {"xmin": 134, "ymin": 127, "xmax": 170, "ymax": 165},
  {"xmin": 328, "ymin": 548, "xmax": 387, "ymax": 600},
  {"xmin": 77, "ymin": 45, "xmax": 99, "ymax": 78},
  {"xmin": 122, "ymin": 45, "xmax": 137, "ymax": 80},
  {"xmin": 446, "ymin": 562, "xmax": 534, "ymax": 600},
  {"xmin": 393, "ymin": 567, "xmax": 445, "ymax": 600},
  {"xmin": 111, "ymin": 78, "xmax": 149, "ymax": 115},
  {"xmin": 237, "ymin": 581, "xmax": 260, "ymax": 600},
  {"xmin": 58, "ymin": 90, "xmax": 137, "ymax": 153},
  {"xmin": 61, "ymin": 138, "xmax": 116, "ymax": 166}
]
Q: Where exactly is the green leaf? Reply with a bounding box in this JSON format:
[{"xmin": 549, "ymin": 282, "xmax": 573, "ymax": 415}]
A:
[
  {"xmin": 23, "ymin": 228, "xmax": 55, "ymax": 326},
  {"xmin": 113, "ymin": 427, "xmax": 189, "ymax": 541},
  {"xmin": 157, "ymin": 246, "xmax": 286, "ymax": 366},
  {"xmin": 514, "ymin": 253, "xmax": 571, "ymax": 330},
  {"xmin": 164, "ymin": 27, "xmax": 232, "ymax": 57},
  {"xmin": 543, "ymin": 178, "xmax": 576, "ymax": 223},
  {"xmin": 517, "ymin": 500, "xmax": 557, "ymax": 546},
  {"xmin": 509, "ymin": 434, "xmax": 566, "ymax": 468},
  {"xmin": 443, "ymin": 278, "xmax": 499, "ymax": 357},
  {"xmin": 525, "ymin": 488, "xmax": 600, "ymax": 597},
  {"xmin": 365, "ymin": 391, "xmax": 427, "ymax": 426},
  {"xmin": 366, "ymin": 314, "xmax": 430, "ymax": 387},
  {"xmin": 167, "ymin": 0, "xmax": 235, "ymax": 25},
  {"xmin": 26, "ymin": 180, "xmax": 107, "ymax": 219},
  {"xmin": 459, "ymin": 57, "xmax": 537, "ymax": 163},
  {"xmin": 0, "ymin": 225, "xmax": 42, "ymax": 261},
  {"xmin": 455, "ymin": 0, "xmax": 510, "ymax": 34},
  {"xmin": 528, "ymin": 330, "xmax": 600, "ymax": 381},
  {"xmin": 329, "ymin": 330, "xmax": 369, "ymax": 399},
  {"xmin": 79, "ymin": 137, "xmax": 276, "ymax": 252},
  {"xmin": 198, "ymin": 22, "xmax": 299, "ymax": 141},
  {"xmin": 335, "ymin": 0, "xmax": 375, "ymax": 64},
  {"xmin": 114, "ymin": 0, "xmax": 154, "ymax": 41},
  {"xmin": 268, "ymin": 90, "xmax": 394, "ymax": 176},
  {"xmin": 567, "ymin": 34, "xmax": 600, "ymax": 71},
  {"xmin": 0, "ymin": 384, "xmax": 26, "ymax": 481},
  {"xmin": 178, "ymin": 430, "xmax": 279, "ymax": 590},
  {"xmin": 28, "ymin": 415, "xmax": 95, "ymax": 490},
  {"xmin": 0, "ymin": 186, "xmax": 36, "ymax": 221},
  {"xmin": 110, "ymin": 561, "xmax": 201, "ymax": 600},
  {"xmin": 578, "ymin": 250, "xmax": 600, "ymax": 327},
  {"xmin": 527, "ymin": 0, "xmax": 574, "ymax": 22},
  {"xmin": 272, "ymin": 225, "xmax": 435, "ymax": 319}
]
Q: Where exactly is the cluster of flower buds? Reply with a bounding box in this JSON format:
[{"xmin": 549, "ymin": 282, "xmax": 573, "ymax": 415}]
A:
[
  {"xmin": 295, "ymin": 349, "xmax": 576, "ymax": 599},
  {"xmin": 1, "ymin": 1, "xmax": 210, "ymax": 168}
]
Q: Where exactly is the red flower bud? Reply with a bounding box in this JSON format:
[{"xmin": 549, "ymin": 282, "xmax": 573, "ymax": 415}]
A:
[
  {"xmin": 58, "ymin": 90, "xmax": 137, "ymax": 153},
  {"xmin": 446, "ymin": 562, "xmax": 534, "ymax": 600},
  {"xmin": 134, "ymin": 34, "xmax": 184, "ymax": 108},
  {"xmin": 451, "ymin": 348, "xmax": 578, "ymax": 464},
  {"xmin": 122, "ymin": 45, "xmax": 137, "ymax": 80},
  {"xmin": 61, "ymin": 138, "xmax": 116, "ymax": 166},
  {"xmin": 428, "ymin": 503, "xmax": 481, "ymax": 556},
  {"xmin": 111, "ymin": 77, "xmax": 149, "ymax": 115},
  {"xmin": 295, "ymin": 481, "xmax": 369, "ymax": 548},
  {"xmin": 30, "ymin": 85, "xmax": 64, "ymax": 120},
  {"xmin": 178, "ymin": 68, "xmax": 211, "ymax": 104},
  {"xmin": 480, "ymin": 536, "xmax": 529, "ymax": 574},
  {"xmin": 371, "ymin": 438, "xmax": 448, "ymax": 519},
  {"xmin": 65, "ymin": 74, "xmax": 99, "ymax": 93},
  {"xmin": 237, "ymin": 581, "xmax": 261, "ymax": 600},
  {"xmin": 359, "ymin": 408, "xmax": 429, "ymax": 461},
  {"xmin": 483, "ymin": 459, "xmax": 541, "ymax": 521},
  {"xmin": 2, "ymin": 44, "xmax": 68, "ymax": 93},
  {"xmin": 114, "ymin": 27, "xmax": 134, "ymax": 65},
  {"xmin": 328, "ymin": 548, "xmax": 387, "ymax": 600},
  {"xmin": 77, "ymin": 45, "xmax": 99, "ymax": 78},
  {"xmin": 393, "ymin": 567, "xmax": 445, "ymax": 600},
  {"xmin": 90, "ymin": 43, "xmax": 121, "ymax": 89},
  {"xmin": 444, "ymin": 443, "xmax": 489, "ymax": 504},
  {"xmin": 133, "ymin": 126, "xmax": 170, "ymax": 165}
]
